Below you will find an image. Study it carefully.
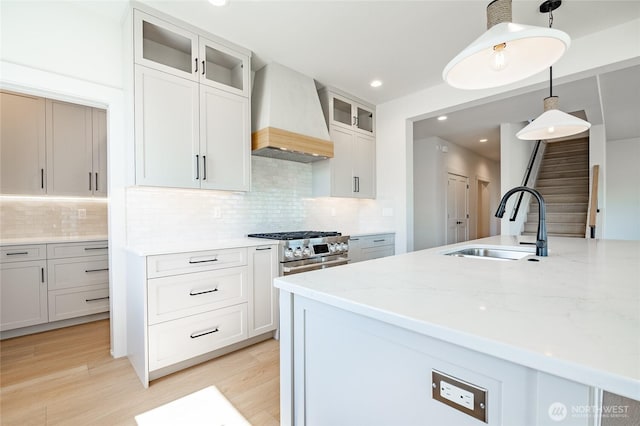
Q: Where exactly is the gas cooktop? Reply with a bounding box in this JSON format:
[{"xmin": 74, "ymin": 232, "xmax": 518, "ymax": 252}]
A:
[{"xmin": 247, "ymin": 231, "xmax": 342, "ymax": 241}]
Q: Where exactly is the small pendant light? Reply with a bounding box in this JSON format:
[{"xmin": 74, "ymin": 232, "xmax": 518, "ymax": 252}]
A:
[
  {"xmin": 443, "ymin": 0, "xmax": 570, "ymax": 90},
  {"xmin": 516, "ymin": 1, "xmax": 591, "ymax": 140}
]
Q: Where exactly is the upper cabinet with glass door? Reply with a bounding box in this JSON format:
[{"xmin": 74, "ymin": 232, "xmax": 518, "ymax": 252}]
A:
[
  {"xmin": 326, "ymin": 92, "xmax": 375, "ymax": 136},
  {"xmin": 134, "ymin": 10, "xmax": 250, "ymax": 98}
]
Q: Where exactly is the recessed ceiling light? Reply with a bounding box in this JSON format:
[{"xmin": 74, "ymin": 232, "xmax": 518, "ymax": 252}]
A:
[
  {"xmin": 479, "ymin": 138, "xmax": 488, "ymax": 143},
  {"xmin": 370, "ymin": 80, "xmax": 382, "ymax": 88},
  {"xmin": 208, "ymin": 0, "xmax": 229, "ymax": 6},
  {"xmin": 437, "ymin": 115, "xmax": 447, "ymax": 121}
]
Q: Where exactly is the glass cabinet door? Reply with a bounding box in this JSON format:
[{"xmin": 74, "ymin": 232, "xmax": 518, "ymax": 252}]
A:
[
  {"xmin": 355, "ymin": 106, "xmax": 374, "ymax": 134},
  {"xmin": 199, "ymin": 38, "xmax": 250, "ymax": 97},
  {"xmin": 332, "ymin": 97, "xmax": 354, "ymax": 127},
  {"xmin": 134, "ymin": 10, "xmax": 198, "ymax": 81}
]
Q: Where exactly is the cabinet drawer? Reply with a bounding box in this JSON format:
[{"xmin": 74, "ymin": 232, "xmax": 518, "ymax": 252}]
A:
[
  {"xmin": 47, "ymin": 241, "xmax": 108, "ymax": 259},
  {"xmin": 148, "ymin": 303, "xmax": 247, "ymax": 371},
  {"xmin": 47, "ymin": 256, "xmax": 109, "ymax": 290},
  {"xmin": 148, "ymin": 267, "xmax": 248, "ymax": 325},
  {"xmin": 1, "ymin": 245, "xmax": 46, "ymax": 263},
  {"xmin": 147, "ymin": 247, "xmax": 247, "ymax": 278},
  {"xmin": 361, "ymin": 245, "xmax": 395, "ymax": 261},
  {"xmin": 48, "ymin": 285, "xmax": 109, "ymax": 322}
]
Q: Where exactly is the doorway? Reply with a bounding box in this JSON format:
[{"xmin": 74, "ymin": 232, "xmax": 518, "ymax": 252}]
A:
[
  {"xmin": 477, "ymin": 179, "xmax": 491, "ymax": 238},
  {"xmin": 446, "ymin": 173, "xmax": 469, "ymax": 244}
]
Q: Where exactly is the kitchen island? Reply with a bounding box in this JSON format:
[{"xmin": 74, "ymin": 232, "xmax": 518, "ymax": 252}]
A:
[{"xmin": 275, "ymin": 236, "xmax": 640, "ymax": 425}]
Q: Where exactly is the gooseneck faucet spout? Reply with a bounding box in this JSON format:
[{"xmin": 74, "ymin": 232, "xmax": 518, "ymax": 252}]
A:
[{"xmin": 495, "ymin": 186, "xmax": 548, "ymax": 256}]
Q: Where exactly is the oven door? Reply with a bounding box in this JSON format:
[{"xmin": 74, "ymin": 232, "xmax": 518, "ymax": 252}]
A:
[{"xmin": 281, "ymin": 255, "xmax": 349, "ymax": 276}]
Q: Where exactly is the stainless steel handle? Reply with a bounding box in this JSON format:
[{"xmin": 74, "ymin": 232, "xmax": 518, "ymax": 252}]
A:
[
  {"xmin": 256, "ymin": 247, "xmax": 272, "ymax": 251},
  {"xmin": 350, "ymin": 238, "xmax": 360, "ymax": 241},
  {"xmin": 89, "ymin": 172, "xmax": 92, "ymax": 191},
  {"xmin": 188, "ymin": 258, "xmax": 218, "ymax": 264},
  {"xmin": 202, "ymin": 60, "xmax": 205, "ymax": 75},
  {"xmin": 86, "ymin": 296, "xmax": 109, "ymax": 302},
  {"xmin": 95, "ymin": 173, "xmax": 99, "ymax": 191},
  {"xmin": 189, "ymin": 288, "xmax": 218, "ymax": 296},
  {"xmin": 85, "ymin": 268, "xmax": 109, "ymax": 273},
  {"xmin": 41, "ymin": 267, "xmax": 45, "ymax": 283},
  {"xmin": 190, "ymin": 327, "xmax": 219, "ymax": 339},
  {"xmin": 195, "ymin": 155, "xmax": 200, "ymax": 180},
  {"xmin": 194, "ymin": 58, "xmax": 198, "ymax": 73},
  {"xmin": 353, "ymin": 176, "xmax": 357, "ymax": 192},
  {"xmin": 41, "ymin": 169, "xmax": 44, "ymax": 189},
  {"xmin": 84, "ymin": 247, "xmax": 108, "ymax": 251},
  {"xmin": 352, "ymin": 116, "xmax": 357, "ymax": 126},
  {"xmin": 6, "ymin": 251, "xmax": 29, "ymax": 256},
  {"xmin": 373, "ymin": 239, "xmax": 385, "ymax": 243},
  {"xmin": 283, "ymin": 258, "xmax": 350, "ymax": 274}
]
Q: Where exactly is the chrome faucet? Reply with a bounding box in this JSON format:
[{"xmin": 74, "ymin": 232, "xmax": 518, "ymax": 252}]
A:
[{"xmin": 495, "ymin": 186, "xmax": 548, "ymax": 256}]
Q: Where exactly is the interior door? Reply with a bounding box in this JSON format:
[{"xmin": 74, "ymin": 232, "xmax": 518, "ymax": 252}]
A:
[{"xmin": 447, "ymin": 173, "xmax": 469, "ymax": 244}]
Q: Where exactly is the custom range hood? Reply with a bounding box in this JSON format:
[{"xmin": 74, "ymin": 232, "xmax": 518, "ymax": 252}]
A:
[{"xmin": 251, "ymin": 63, "xmax": 333, "ymax": 163}]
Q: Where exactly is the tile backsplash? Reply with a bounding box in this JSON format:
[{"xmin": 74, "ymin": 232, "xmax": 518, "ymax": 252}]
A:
[
  {"xmin": 0, "ymin": 197, "xmax": 108, "ymax": 239},
  {"xmin": 126, "ymin": 156, "xmax": 394, "ymax": 246}
]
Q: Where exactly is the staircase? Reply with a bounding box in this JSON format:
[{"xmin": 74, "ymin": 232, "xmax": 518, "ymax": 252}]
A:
[{"xmin": 524, "ymin": 138, "xmax": 589, "ymax": 237}]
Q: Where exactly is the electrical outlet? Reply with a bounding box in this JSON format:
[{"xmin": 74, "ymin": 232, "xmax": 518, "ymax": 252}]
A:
[{"xmin": 77, "ymin": 209, "xmax": 87, "ymax": 219}]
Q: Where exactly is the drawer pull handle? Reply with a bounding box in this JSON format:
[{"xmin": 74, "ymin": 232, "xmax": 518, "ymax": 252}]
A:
[
  {"xmin": 373, "ymin": 239, "xmax": 385, "ymax": 243},
  {"xmin": 256, "ymin": 247, "xmax": 272, "ymax": 251},
  {"xmin": 85, "ymin": 296, "xmax": 109, "ymax": 302},
  {"xmin": 188, "ymin": 258, "xmax": 218, "ymax": 264},
  {"xmin": 85, "ymin": 268, "xmax": 109, "ymax": 273},
  {"xmin": 84, "ymin": 247, "xmax": 108, "ymax": 251},
  {"xmin": 190, "ymin": 328, "xmax": 219, "ymax": 339},
  {"xmin": 189, "ymin": 288, "xmax": 218, "ymax": 296},
  {"xmin": 6, "ymin": 251, "xmax": 29, "ymax": 256}
]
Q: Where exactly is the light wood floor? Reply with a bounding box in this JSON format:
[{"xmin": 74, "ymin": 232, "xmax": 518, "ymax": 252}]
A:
[{"xmin": 0, "ymin": 319, "xmax": 280, "ymax": 425}]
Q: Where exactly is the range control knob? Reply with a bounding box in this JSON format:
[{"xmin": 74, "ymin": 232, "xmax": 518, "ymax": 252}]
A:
[
  {"xmin": 284, "ymin": 248, "xmax": 294, "ymax": 259},
  {"xmin": 302, "ymin": 246, "xmax": 311, "ymax": 256},
  {"xmin": 341, "ymin": 242, "xmax": 348, "ymax": 251},
  {"xmin": 293, "ymin": 247, "xmax": 302, "ymax": 257},
  {"xmin": 329, "ymin": 244, "xmax": 337, "ymax": 253}
]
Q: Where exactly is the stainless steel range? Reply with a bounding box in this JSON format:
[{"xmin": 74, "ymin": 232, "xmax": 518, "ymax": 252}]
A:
[{"xmin": 247, "ymin": 231, "xmax": 350, "ymax": 275}]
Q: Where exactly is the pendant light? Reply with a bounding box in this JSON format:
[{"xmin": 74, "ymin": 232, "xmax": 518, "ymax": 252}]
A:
[
  {"xmin": 443, "ymin": 0, "xmax": 570, "ymax": 90},
  {"xmin": 516, "ymin": 1, "xmax": 591, "ymax": 140}
]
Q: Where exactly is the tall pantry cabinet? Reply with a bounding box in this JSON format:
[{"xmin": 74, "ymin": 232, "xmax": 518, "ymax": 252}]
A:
[{"xmin": 133, "ymin": 10, "xmax": 251, "ymax": 191}]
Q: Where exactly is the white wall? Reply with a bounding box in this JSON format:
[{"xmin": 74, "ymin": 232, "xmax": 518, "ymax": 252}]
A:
[
  {"xmin": 413, "ymin": 137, "xmax": 500, "ymax": 250},
  {"xmin": 605, "ymin": 137, "xmax": 640, "ymax": 240},
  {"xmin": 377, "ymin": 18, "xmax": 640, "ymax": 254}
]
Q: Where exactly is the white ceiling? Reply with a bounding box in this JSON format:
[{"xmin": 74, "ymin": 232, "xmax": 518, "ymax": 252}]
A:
[{"xmin": 84, "ymin": 0, "xmax": 640, "ymax": 161}]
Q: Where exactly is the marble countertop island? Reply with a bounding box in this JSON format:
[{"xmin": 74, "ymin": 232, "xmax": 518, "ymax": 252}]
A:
[{"xmin": 275, "ymin": 235, "xmax": 640, "ymax": 400}]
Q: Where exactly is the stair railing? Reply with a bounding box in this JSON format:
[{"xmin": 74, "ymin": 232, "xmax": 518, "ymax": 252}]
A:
[
  {"xmin": 510, "ymin": 139, "xmax": 544, "ymax": 221},
  {"xmin": 588, "ymin": 164, "xmax": 600, "ymax": 238}
]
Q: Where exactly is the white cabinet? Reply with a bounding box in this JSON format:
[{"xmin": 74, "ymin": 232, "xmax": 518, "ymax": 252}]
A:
[
  {"xmin": 314, "ymin": 88, "xmax": 376, "ymax": 198},
  {"xmin": 134, "ymin": 10, "xmax": 249, "ymax": 97},
  {"xmin": 349, "ymin": 233, "xmax": 395, "ymax": 263},
  {"xmin": 46, "ymin": 241, "xmax": 110, "ymax": 322},
  {"xmin": 133, "ymin": 9, "xmax": 251, "ymax": 191},
  {"xmin": 0, "ymin": 245, "xmax": 47, "ymax": 331},
  {"xmin": 0, "ymin": 91, "xmax": 46, "ymax": 195},
  {"xmin": 127, "ymin": 242, "xmax": 279, "ymax": 387},
  {"xmin": 248, "ymin": 245, "xmax": 279, "ymax": 337}
]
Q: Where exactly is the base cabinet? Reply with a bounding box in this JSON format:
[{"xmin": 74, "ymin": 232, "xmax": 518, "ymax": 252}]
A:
[
  {"xmin": 0, "ymin": 241, "xmax": 109, "ymax": 335},
  {"xmin": 0, "ymin": 252, "xmax": 47, "ymax": 331},
  {"xmin": 127, "ymin": 242, "xmax": 279, "ymax": 387},
  {"xmin": 349, "ymin": 233, "xmax": 395, "ymax": 263}
]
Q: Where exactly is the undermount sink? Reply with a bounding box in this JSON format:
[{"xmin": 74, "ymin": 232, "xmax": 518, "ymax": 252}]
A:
[{"xmin": 443, "ymin": 246, "xmax": 535, "ymax": 261}]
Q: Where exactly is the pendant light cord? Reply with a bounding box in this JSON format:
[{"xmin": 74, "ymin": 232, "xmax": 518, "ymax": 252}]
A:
[{"xmin": 548, "ymin": 8, "xmax": 554, "ymax": 98}]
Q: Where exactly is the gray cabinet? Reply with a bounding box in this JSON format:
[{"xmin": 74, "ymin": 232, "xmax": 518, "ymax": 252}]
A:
[
  {"xmin": 0, "ymin": 245, "xmax": 48, "ymax": 331},
  {"xmin": 0, "ymin": 91, "xmax": 46, "ymax": 195}
]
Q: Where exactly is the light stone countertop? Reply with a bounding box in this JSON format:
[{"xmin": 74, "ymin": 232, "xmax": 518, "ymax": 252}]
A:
[
  {"xmin": 127, "ymin": 237, "xmax": 282, "ymax": 256},
  {"xmin": 0, "ymin": 235, "xmax": 108, "ymax": 246},
  {"xmin": 345, "ymin": 231, "xmax": 396, "ymax": 238},
  {"xmin": 274, "ymin": 235, "xmax": 640, "ymax": 400}
]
